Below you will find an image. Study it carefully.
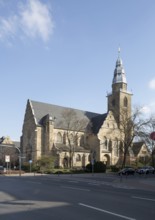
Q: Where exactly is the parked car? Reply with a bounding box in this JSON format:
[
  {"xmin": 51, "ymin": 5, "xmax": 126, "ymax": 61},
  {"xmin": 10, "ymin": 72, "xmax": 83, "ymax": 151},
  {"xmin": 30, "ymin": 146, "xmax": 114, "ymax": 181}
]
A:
[
  {"xmin": 0, "ymin": 166, "xmax": 5, "ymax": 174},
  {"xmin": 136, "ymin": 166, "xmax": 155, "ymax": 174},
  {"xmin": 118, "ymin": 167, "xmax": 135, "ymax": 175}
]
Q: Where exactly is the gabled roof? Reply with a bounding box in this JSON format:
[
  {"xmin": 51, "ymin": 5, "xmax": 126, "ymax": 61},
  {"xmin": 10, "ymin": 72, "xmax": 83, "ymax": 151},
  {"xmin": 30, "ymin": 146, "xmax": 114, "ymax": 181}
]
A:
[
  {"xmin": 132, "ymin": 142, "xmax": 147, "ymax": 156},
  {"xmin": 29, "ymin": 99, "xmax": 106, "ymax": 132},
  {"xmin": 91, "ymin": 113, "xmax": 107, "ymax": 134}
]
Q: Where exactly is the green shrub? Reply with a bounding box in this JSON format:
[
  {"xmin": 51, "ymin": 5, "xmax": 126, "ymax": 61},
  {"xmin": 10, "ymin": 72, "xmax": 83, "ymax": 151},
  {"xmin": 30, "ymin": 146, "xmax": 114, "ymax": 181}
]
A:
[
  {"xmin": 21, "ymin": 162, "xmax": 30, "ymax": 172},
  {"xmin": 22, "ymin": 162, "xmax": 40, "ymax": 172},
  {"xmin": 85, "ymin": 161, "xmax": 106, "ymax": 173},
  {"xmin": 110, "ymin": 165, "xmax": 120, "ymax": 172},
  {"xmin": 71, "ymin": 168, "xmax": 85, "ymax": 174},
  {"xmin": 54, "ymin": 171, "xmax": 64, "ymax": 174}
]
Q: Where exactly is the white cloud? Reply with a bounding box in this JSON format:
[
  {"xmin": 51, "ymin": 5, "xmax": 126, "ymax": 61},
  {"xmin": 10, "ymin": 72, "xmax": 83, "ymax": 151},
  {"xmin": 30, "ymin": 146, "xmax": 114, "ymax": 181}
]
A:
[
  {"xmin": 0, "ymin": 0, "xmax": 54, "ymax": 43},
  {"xmin": 140, "ymin": 106, "xmax": 151, "ymax": 114},
  {"xmin": 20, "ymin": 0, "xmax": 54, "ymax": 42},
  {"xmin": 149, "ymin": 78, "xmax": 155, "ymax": 90},
  {"xmin": 141, "ymin": 102, "xmax": 155, "ymax": 115},
  {"xmin": 0, "ymin": 16, "xmax": 18, "ymax": 40}
]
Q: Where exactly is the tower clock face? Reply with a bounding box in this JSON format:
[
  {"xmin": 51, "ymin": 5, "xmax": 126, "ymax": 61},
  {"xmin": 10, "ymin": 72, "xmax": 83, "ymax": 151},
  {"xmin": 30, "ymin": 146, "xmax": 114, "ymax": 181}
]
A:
[{"xmin": 112, "ymin": 99, "xmax": 115, "ymax": 106}]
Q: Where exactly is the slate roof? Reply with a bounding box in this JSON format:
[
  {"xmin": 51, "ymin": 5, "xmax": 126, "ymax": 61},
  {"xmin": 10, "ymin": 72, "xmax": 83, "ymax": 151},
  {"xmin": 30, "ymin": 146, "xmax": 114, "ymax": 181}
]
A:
[
  {"xmin": 91, "ymin": 113, "xmax": 107, "ymax": 134},
  {"xmin": 54, "ymin": 143, "xmax": 90, "ymax": 153},
  {"xmin": 14, "ymin": 141, "xmax": 20, "ymax": 149},
  {"xmin": 29, "ymin": 99, "xmax": 107, "ymax": 133},
  {"xmin": 132, "ymin": 142, "xmax": 146, "ymax": 156}
]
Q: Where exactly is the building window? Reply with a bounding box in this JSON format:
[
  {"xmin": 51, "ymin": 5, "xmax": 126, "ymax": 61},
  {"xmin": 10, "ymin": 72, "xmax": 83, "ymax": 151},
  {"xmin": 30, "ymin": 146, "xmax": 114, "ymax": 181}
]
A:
[
  {"xmin": 142, "ymin": 150, "xmax": 147, "ymax": 155},
  {"xmin": 74, "ymin": 134, "xmax": 78, "ymax": 146},
  {"xmin": 114, "ymin": 147, "xmax": 119, "ymax": 156},
  {"xmin": 76, "ymin": 154, "xmax": 81, "ymax": 162},
  {"xmin": 56, "ymin": 132, "xmax": 62, "ymax": 143},
  {"xmin": 114, "ymin": 139, "xmax": 119, "ymax": 156},
  {"xmin": 63, "ymin": 133, "xmax": 66, "ymax": 144},
  {"xmin": 112, "ymin": 99, "xmax": 115, "ymax": 106},
  {"xmin": 109, "ymin": 139, "xmax": 112, "ymax": 151},
  {"xmin": 124, "ymin": 97, "xmax": 128, "ymax": 107},
  {"xmin": 80, "ymin": 135, "xmax": 84, "ymax": 147},
  {"xmin": 70, "ymin": 134, "xmax": 74, "ymax": 144},
  {"xmin": 103, "ymin": 137, "xmax": 108, "ymax": 150}
]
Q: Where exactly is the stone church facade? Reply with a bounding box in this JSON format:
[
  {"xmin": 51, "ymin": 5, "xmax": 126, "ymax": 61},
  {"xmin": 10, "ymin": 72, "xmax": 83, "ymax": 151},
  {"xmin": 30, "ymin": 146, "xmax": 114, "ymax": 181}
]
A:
[{"xmin": 21, "ymin": 52, "xmax": 133, "ymax": 168}]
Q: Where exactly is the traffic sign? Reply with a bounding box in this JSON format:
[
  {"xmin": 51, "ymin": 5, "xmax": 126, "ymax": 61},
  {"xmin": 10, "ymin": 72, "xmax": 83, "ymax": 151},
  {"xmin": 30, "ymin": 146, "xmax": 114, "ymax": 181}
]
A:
[{"xmin": 5, "ymin": 155, "xmax": 10, "ymax": 162}]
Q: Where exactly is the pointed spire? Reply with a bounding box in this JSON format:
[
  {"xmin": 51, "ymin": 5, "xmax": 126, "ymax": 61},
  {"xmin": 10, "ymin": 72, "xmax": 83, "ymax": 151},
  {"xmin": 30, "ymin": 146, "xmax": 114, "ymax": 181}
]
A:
[
  {"xmin": 116, "ymin": 47, "xmax": 122, "ymax": 67},
  {"xmin": 118, "ymin": 47, "xmax": 121, "ymax": 57},
  {"xmin": 112, "ymin": 49, "xmax": 127, "ymax": 84}
]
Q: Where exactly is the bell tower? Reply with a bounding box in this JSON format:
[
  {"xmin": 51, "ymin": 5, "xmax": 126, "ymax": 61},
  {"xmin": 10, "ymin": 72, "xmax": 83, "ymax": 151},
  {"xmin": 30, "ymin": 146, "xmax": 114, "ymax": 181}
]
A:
[{"xmin": 107, "ymin": 49, "xmax": 132, "ymax": 126}]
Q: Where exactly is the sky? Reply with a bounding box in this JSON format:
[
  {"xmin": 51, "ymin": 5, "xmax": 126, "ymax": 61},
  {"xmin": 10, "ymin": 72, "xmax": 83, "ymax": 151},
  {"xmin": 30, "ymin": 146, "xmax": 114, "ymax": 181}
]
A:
[{"xmin": 0, "ymin": 0, "xmax": 155, "ymax": 141}]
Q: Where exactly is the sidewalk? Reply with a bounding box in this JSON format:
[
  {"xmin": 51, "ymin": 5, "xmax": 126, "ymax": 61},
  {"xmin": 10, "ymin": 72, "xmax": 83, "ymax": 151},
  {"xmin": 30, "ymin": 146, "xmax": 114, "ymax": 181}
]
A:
[
  {"xmin": 3, "ymin": 172, "xmax": 48, "ymax": 177},
  {"xmin": 114, "ymin": 175, "xmax": 155, "ymax": 191}
]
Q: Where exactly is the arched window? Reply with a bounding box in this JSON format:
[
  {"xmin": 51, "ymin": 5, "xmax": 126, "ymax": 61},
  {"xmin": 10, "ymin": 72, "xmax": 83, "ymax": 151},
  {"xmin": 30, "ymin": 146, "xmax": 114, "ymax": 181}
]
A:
[
  {"xmin": 112, "ymin": 99, "xmax": 115, "ymax": 106},
  {"xmin": 114, "ymin": 138, "xmax": 119, "ymax": 156},
  {"xmin": 63, "ymin": 133, "xmax": 66, "ymax": 144},
  {"xmin": 124, "ymin": 97, "xmax": 128, "ymax": 107},
  {"xmin": 103, "ymin": 137, "xmax": 108, "ymax": 150},
  {"xmin": 56, "ymin": 132, "xmax": 62, "ymax": 143},
  {"xmin": 74, "ymin": 134, "xmax": 78, "ymax": 146},
  {"xmin": 70, "ymin": 134, "xmax": 74, "ymax": 144},
  {"xmin": 109, "ymin": 139, "xmax": 112, "ymax": 151},
  {"xmin": 80, "ymin": 135, "xmax": 85, "ymax": 147},
  {"xmin": 76, "ymin": 154, "xmax": 81, "ymax": 162}
]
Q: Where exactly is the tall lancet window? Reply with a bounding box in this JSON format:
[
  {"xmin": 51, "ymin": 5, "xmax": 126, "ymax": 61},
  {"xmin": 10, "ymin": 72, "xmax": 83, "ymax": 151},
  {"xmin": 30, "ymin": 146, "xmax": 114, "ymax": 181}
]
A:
[
  {"xmin": 124, "ymin": 97, "xmax": 128, "ymax": 107},
  {"xmin": 57, "ymin": 132, "xmax": 62, "ymax": 143}
]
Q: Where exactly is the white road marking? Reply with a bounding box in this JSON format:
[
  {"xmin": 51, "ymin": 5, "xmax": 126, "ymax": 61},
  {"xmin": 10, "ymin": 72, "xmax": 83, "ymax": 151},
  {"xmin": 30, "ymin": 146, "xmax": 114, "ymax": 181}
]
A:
[
  {"xmin": 132, "ymin": 196, "xmax": 155, "ymax": 202},
  {"xmin": 68, "ymin": 181, "xmax": 79, "ymax": 183},
  {"xmin": 88, "ymin": 182, "xmax": 100, "ymax": 186},
  {"xmin": 61, "ymin": 186, "xmax": 90, "ymax": 191},
  {"xmin": 26, "ymin": 181, "xmax": 42, "ymax": 184},
  {"xmin": 50, "ymin": 179, "xmax": 61, "ymax": 182},
  {"xmin": 79, "ymin": 203, "xmax": 136, "ymax": 220}
]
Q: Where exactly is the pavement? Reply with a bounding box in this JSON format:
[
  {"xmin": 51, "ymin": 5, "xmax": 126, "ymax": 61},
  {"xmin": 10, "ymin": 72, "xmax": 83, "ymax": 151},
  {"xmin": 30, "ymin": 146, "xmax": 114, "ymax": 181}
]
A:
[
  {"xmin": 112, "ymin": 174, "xmax": 155, "ymax": 191},
  {"xmin": 3, "ymin": 172, "xmax": 155, "ymax": 192}
]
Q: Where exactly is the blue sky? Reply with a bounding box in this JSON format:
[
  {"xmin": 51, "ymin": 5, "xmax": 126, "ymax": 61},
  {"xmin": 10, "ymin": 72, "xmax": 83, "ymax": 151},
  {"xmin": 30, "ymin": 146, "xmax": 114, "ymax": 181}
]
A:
[{"xmin": 0, "ymin": 0, "xmax": 155, "ymax": 141}]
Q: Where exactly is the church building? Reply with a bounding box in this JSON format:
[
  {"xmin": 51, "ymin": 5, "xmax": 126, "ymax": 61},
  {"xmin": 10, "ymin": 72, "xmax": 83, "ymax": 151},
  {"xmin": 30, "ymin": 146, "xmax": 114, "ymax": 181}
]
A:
[{"xmin": 21, "ymin": 52, "xmax": 133, "ymax": 168}]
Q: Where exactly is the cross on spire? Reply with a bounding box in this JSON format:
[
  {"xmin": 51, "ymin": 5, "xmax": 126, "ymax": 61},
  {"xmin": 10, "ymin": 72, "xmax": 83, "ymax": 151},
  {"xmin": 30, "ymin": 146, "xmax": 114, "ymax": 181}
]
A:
[{"xmin": 118, "ymin": 47, "xmax": 121, "ymax": 57}]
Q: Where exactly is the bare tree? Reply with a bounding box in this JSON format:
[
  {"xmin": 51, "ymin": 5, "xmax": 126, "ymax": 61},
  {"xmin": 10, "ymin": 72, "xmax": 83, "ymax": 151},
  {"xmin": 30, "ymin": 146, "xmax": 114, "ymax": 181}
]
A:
[
  {"xmin": 114, "ymin": 106, "xmax": 150, "ymax": 168},
  {"xmin": 139, "ymin": 116, "xmax": 155, "ymax": 167},
  {"xmin": 60, "ymin": 109, "xmax": 90, "ymax": 168}
]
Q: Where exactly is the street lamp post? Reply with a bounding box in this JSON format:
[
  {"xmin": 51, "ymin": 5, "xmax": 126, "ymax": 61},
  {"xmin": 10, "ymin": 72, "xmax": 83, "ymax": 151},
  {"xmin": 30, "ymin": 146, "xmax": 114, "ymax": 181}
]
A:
[
  {"xmin": 15, "ymin": 146, "xmax": 22, "ymax": 176},
  {"xmin": 91, "ymin": 150, "xmax": 95, "ymax": 176}
]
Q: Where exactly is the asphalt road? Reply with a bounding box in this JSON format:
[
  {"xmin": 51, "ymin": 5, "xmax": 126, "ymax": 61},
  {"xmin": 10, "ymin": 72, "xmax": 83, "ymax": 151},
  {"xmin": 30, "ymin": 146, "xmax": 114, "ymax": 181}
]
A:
[{"xmin": 0, "ymin": 174, "xmax": 155, "ymax": 220}]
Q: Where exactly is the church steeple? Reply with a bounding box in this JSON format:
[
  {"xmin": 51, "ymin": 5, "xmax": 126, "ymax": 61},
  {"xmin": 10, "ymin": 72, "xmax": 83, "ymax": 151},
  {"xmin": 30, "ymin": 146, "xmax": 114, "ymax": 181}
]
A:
[
  {"xmin": 107, "ymin": 49, "xmax": 132, "ymax": 126},
  {"xmin": 112, "ymin": 48, "xmax": 127, "ymax": 92}
]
